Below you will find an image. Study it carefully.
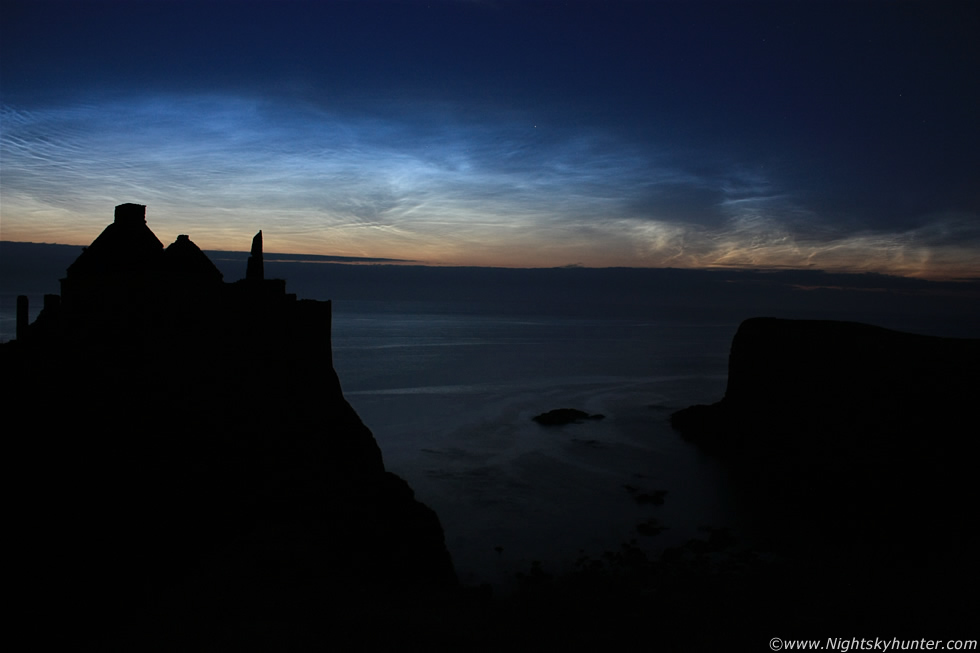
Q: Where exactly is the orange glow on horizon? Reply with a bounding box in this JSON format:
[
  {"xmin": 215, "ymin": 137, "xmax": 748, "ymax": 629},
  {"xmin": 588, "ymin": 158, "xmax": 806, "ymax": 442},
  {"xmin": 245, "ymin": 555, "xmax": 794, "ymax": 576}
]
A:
[{"xmin": 2, "ymin": 207, "xmax": 978, "ymax": 282}]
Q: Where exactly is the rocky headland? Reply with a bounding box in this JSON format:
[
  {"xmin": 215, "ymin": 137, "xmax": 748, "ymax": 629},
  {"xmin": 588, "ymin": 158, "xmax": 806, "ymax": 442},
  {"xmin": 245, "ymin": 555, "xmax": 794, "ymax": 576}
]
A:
[
  {"xmin": 670, "ymin": 317, "xmax": 979, "ymax": 540},
  {"xmin": 671, "ymin": 316, "xmax": 980, "ymax": 449},
  {"xmin": 669, "ymin": 317, "xmax": 980, "ymax": 634},
  {"xmin": 4, "ymin": 205, "xmax": 457, "ymax": 647}
]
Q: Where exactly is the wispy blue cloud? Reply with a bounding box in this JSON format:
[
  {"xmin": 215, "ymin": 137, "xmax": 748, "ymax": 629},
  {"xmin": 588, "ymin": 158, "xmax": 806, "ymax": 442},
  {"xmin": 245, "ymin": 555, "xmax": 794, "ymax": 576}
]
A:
[
  {"xmin": 2, "ymin": 0, "xmax": 976, "ymax": 278},
  {"xmin": 1, "ymin": 91, "xmax": 977, "ymax": 278}
]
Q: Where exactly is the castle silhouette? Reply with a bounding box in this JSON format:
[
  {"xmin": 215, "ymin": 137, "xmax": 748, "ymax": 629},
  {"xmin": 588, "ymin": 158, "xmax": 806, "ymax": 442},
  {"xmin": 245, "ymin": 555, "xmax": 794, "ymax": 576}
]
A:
[
  {"xmin": 5, "ymin": 203, "xmax": 457, "ymax": 648},
  {"xmin": 17, "ymin": 202, "xmax": 330, "ymax": 350}
]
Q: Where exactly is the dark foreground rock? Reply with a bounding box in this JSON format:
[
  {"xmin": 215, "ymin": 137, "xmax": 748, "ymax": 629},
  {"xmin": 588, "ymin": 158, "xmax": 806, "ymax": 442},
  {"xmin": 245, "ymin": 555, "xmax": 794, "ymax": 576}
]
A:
[
  {"xmin": 670, "ymin": 317, "xmax": 980, "ymax": 635},
  {"xmin": 671, "ymin": 317, "xmax": 980, "ymax": 447},
  {"xmin": 9, "ymin": 218, "xmax": 980, "ymax": 647},
  {"xmin": 532, "ymin": 408, "xmax": 605, "ymax": 425},
  {"xmin": 4, "ymin": 205, "xmax": 456, "ymax": 648}
]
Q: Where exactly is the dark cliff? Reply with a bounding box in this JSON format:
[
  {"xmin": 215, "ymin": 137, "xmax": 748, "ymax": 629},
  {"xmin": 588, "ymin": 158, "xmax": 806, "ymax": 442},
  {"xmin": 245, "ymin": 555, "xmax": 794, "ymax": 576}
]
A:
[
  {"xmin": 672, "ymin": 316, "xmax": 980, "ymax": 448},
  {"xmin": 670, "ymin": 317, "xmax": 980, "ymax": 631},
  {"xmin": 4, "ymin": 204, "xmax": 457, "ymax": 647}
]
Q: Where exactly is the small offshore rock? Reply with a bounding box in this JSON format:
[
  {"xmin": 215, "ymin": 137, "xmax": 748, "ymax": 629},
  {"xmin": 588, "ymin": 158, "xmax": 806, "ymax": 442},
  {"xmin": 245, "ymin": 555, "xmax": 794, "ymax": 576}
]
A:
[
  {"xmin": 624, "ymin": 485, "xmax": 667, "ymax": 505},
  {"xmin": 532, "ymin": 408, "xmax": 605, "ymax": 426}
]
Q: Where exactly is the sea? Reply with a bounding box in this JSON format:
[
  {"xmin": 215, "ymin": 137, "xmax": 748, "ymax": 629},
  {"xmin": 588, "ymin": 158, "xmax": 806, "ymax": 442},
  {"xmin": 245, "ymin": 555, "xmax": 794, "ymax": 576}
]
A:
[
  {"xmin": 330, "ymin": 300, "xmax": 737, "ymax": 588},
  {"xmin": 4, "ymin": 252, "xmax": 980, "ymax": 590},
  {"xmin": 1, "ymin": 289, "xmax": 738, "ymax": 587}
]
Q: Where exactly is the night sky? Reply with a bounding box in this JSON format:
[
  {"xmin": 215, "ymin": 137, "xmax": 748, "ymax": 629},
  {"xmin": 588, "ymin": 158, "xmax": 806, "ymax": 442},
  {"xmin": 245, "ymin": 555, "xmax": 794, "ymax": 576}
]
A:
[{"xmin": 2, "ymin": 0, "xmax": 977, "ymax": 278}]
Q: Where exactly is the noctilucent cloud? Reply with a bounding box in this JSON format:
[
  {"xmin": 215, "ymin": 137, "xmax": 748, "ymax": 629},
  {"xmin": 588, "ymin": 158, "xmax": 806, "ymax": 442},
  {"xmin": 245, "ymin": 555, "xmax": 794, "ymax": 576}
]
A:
[{"xmin": 1, "ymin": 1, "xmax": 977, "ymax": 278}]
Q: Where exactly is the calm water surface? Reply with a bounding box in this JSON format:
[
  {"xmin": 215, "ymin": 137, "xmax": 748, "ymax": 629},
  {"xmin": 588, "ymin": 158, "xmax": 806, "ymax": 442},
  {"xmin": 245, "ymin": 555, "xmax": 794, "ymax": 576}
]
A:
[
  {"xmin": 331, "ymin": 300, "xmax": 738, "ymax": 587},
  {"xmin": 6, "ymin": 290, "xmax": 969, "ymax": 587}
]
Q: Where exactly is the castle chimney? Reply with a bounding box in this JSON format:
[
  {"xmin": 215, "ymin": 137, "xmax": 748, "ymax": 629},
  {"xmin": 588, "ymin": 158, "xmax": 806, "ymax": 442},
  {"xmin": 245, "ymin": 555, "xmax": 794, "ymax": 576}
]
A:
[
  {"xmin": 114, "ymin": 203, "xmax": 146, "ymax": 227},
  {"xmin": 246, "ymin": 230, "xmax": 264, "ymax": 282}
]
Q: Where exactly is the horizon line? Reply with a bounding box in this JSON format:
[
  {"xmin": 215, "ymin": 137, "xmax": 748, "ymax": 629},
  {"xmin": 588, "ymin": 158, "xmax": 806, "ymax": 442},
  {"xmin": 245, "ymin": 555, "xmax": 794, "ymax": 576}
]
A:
[{"xmin": 2, "ymin": 239, "xmax": 979, "ymax": 284}]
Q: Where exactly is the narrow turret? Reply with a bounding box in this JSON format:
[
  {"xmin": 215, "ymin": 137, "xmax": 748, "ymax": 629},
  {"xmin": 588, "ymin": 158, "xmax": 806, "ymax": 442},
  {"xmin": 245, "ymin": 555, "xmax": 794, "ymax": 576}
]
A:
[{"xmin": 246, "ymin": 230, "xmax": 264, "ymax": 282}]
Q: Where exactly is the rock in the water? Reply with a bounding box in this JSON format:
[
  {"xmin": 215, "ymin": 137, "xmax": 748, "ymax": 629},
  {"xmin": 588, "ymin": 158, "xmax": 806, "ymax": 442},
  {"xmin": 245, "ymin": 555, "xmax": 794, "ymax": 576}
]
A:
[
  {"xmin": 625, "ymin": 486, "xmax": 668, "ymax": 506},
  {"xmin": 532, "ymin": 408, "xmax": 605, "ymax": 425}
]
